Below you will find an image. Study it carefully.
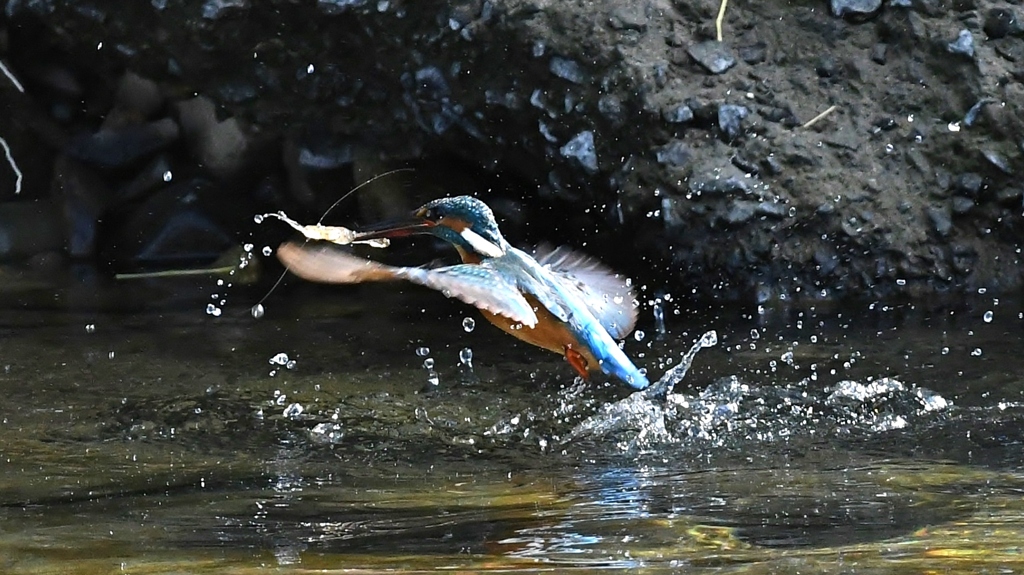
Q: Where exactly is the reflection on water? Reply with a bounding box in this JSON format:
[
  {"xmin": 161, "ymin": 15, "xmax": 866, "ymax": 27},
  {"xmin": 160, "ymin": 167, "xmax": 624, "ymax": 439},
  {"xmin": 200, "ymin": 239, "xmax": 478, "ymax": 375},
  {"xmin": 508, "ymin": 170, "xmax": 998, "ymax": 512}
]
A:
[{"xmin": 1, "ymin": 278, "xmax": 1023, "ymax": 573}]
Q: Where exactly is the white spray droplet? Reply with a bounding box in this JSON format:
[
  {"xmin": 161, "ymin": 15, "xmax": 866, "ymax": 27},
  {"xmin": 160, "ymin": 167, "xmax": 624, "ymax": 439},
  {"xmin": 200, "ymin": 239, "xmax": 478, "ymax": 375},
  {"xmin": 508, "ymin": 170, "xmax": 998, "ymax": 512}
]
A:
[
  {"xmin": 85, "ymin": 324, "xmax": 96, "ymax": 334},
  {"xmin": 983, "ymin": 310, "xmax": 993, "ymax": 323},
  {"xmin": 251, "ymin": 304, "xmax": 265, "ymax": 319},
  {"xmin": 462, "ymin": 317, "xmax": 476, "ymax": 332},
  {"xmin": 415, "ymin": 346, "xmax": 430, "ymax": 357},
  {"xmin": 262, "ymin": 246, "xmax": 272, "ymax": 257}
]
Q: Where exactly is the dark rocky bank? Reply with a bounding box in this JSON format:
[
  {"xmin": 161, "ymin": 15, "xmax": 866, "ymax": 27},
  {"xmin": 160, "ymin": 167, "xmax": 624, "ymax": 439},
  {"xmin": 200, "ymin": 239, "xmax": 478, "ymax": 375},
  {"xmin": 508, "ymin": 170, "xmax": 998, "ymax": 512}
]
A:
[{"xmin": 0, "ymin": 0, "xmax": 1022, "ymax": 303}]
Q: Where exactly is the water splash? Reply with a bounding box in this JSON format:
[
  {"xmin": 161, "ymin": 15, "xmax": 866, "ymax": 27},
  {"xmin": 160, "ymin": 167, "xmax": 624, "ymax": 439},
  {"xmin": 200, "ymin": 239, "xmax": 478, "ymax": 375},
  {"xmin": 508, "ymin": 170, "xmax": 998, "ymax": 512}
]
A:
[{"xmin": 563, "ymin": 331, "xmax": 718, "ymax": 448}]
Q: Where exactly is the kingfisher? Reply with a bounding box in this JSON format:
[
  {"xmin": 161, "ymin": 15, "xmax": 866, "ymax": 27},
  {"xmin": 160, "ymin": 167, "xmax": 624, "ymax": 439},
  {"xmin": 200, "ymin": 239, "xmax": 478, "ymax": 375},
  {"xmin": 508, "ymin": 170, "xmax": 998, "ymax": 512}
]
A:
[{"xmin": 276, "ymin": 196, "xmax": 649, "ymax": 389}]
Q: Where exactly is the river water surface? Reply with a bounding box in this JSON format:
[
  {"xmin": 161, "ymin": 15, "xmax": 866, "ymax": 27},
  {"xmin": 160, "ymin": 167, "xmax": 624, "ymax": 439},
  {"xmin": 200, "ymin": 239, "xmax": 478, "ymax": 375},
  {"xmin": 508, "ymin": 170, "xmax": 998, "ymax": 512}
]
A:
[{"xmin": 1, "ymin": 273, "xmax": 1023, "ymax": 574}]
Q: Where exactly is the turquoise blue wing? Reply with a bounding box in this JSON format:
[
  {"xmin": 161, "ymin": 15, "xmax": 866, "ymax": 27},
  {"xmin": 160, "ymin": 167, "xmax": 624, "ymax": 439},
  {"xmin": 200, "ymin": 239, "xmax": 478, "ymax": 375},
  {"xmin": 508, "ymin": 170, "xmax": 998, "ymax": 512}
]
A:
[
  {"xmin": 398, "ymin": 264, "xmax": 539, "ymax": 328},
  {"xmin": 277, "ymin": 242, "xmax": 538, "ymax": 327},
  {"xmin": 533, "ymin": 244, "xmax": 638, "ymax": 339}
]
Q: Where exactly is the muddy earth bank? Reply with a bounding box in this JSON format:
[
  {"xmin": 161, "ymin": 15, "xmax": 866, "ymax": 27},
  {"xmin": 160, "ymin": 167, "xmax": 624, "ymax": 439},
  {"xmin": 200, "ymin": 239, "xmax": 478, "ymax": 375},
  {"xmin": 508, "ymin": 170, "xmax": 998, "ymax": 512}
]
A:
[{"xmin": 0, "ymin": 0, "xmax": 1022, "ymax": 302}]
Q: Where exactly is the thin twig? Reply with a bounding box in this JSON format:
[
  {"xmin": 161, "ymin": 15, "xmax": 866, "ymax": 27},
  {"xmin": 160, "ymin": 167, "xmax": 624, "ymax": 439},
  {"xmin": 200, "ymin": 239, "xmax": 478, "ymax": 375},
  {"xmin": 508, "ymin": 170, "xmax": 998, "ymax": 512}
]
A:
[
  {"xmin": 801, "ymin": 104, "xmax": 838, "ymax": 130},
  {"xmin": 0, "ymin": 135, "xmax": 23, "ymax": 195},
  {"xmin": 715, "ymin": 0, "xmax": 729, "ymax": 42},
  {"xmin": 0, "ymin": 59, "xmax": 25, "ymax": 93}
]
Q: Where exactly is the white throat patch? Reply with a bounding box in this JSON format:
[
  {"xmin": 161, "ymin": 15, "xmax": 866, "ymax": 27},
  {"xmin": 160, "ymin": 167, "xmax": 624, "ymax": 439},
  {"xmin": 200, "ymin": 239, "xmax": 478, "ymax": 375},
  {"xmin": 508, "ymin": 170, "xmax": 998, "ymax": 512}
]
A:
[{"xmin": 460, "ymin": 228, "xmax": 504, "ymax": 258}]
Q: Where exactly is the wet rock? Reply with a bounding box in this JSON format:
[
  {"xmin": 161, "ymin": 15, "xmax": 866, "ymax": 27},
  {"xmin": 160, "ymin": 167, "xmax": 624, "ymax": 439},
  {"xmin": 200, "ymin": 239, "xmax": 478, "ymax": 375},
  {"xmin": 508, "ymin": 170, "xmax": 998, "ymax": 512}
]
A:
[
  {"xmin": 984, "ymin": 8, "xmax": 1020, "ymax": 40},
  {"xmin": 608, "ymin": 5, "xmax": 648, "ymax": 32},
  {"xmin": 64, "ymin": 119, "xmax": 179, "ymax": 169},
  {"xmin": 951, "ymin": 196, "xmax": 974, "ymax": 214},
  {"xmin": 662, "ymin": 103, "xmax": 694, "ymax": 124},
  {"xmin": 963, "ymin": 98, "xmax": 994, "ymax": 126},
  {"xmin": 549, "ymin": 57, "xmax": 586, "ymax": 84},
  {"xmin": 953, "ymin": 172, "xmax": 983, "ymax": 197},
  {"xmin": 112, "ymin": 72, "xmax": 162, "ymax": 121},
  {"xmin": 317, "ymin": 0, "xmax": 369, "ymax": 15},
  {"xmin": 762, "ymin": 155, "xmax": 784, "ymax": 175},
  {"xmin": 731, "ymin": 154, "xmax": 759, "ymax": 174},
  {"xmin": 816, "ymin": 55, "xmax": 840, "ymax": 78},
  {"xmin": 598, "ymin": 94, "xmax": 624, "ymax": 123},
  {"xmin": 202, "ymin": 0, "xmax": 248, "ymax": 20},
  {"xmin": 718, "ymin": 104, "xmax": 749, "ymax": 140},
  {"xmin": 723, "ymin": 200, "xmax": 757, "ymax": 224},
  {"xmin": 688, "ymin": 41, "xmax": 736, "ymax": 75},
  {"xmin": 757, "ymin": 201, "xmax": 789, "ymax": 218},
  {"xmin": 830, "ymin": 0, "xmax": 882, "ymax": 18},
  {"xmin": 738, "ymin": 42, "xmax": 767, "ymax": 65},
  {"xmin": 982, "ymin": 150, "xmax": 1013, "ymax": 175},
  {"xmin": 176, "ymin": 96, "xmax": 250, "ymax": 179},
  {"xmin": 110, "ymin": 180, "xmax": 233, "ymax": 267},
  {"xmin": 870, "ymin": 43, "xmax": 888, "ymax": 64},
  {"xmin": 654, "ymin": 140, "xmax": 690, "ymax": 166},
  {"xmin": 689, "ymin": 166, "xmax": 752, "ymax": 195},
  {"xmin": 926, "ymin": 206, "xmax": 952, "ymax": 237},
  {"xmin": 993, "ymin": 38, "xmax": 1024, "ymax": 62},
  {"xmin": 947, "ymin": 30, "xmax": 974, "ymax": 58},
  {"xmin": 559, "ymin": 131, "xmax": 598, "ymax": 172}
]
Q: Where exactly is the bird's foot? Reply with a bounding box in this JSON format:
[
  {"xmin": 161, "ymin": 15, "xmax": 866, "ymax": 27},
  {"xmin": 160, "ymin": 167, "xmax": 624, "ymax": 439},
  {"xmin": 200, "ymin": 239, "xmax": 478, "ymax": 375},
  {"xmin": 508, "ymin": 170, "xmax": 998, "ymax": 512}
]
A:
[{"xmin": 564, "ymin": 345, "xmax": 590, "ymax": 379}]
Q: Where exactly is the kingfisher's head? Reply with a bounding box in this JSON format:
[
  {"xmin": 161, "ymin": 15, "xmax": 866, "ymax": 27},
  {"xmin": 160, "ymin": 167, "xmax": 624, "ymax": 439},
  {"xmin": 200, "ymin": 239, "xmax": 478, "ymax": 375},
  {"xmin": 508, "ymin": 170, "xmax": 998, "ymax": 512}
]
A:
[{"xmin": 357, "ymin": 196, "xmax": 506, "ymax": 258}]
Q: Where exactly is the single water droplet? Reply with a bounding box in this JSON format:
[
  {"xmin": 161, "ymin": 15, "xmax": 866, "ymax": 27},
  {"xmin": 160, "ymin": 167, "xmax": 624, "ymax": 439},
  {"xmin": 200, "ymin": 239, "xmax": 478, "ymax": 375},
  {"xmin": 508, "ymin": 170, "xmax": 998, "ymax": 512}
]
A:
[
  {"xmin": 262, "ymin": 246, "xmax": 273, "ymax": 256},
  {"xmin": 243, "ymin": 243, "xmax": 254, "ymax": 252},
  {"xmin": 750, "ymin": 329, "xmax": 760, "ymax": 340},
  {"xmin": 462, "ymin": 317, "xmax": 476, "ymax": 332},
  {"xmin": 285, "ymin": 360, "xmax": 297, "ymax": 370},
  {"xmin": 459, "ymin": 347, "xmax": 473, "ymax": 365},
  {"xmin": 896, "ymin": 278, "xmax": 906, "ymax": 286},
  {"xmin": 251, "ymin": 304, "xmax": 265, "ymax": 319},
  {"xmin": 85, "ymin": 324, "xmax": 96, "ymax": 334},
  {"xmin": 162, "ymin": 170, "xmax": 173, "ymax": 182},
  {"xmin": 423, "ymin": 357, "xmax": 435, "ymax": 369},
  {"xmin": 941, "ymin": 346, "xmax": 950, "ymax": 355},
  {"xmin": 283, "ymin": 403, "xmax": 304, "ymax": 419},
  {"xmin": 415, "ymin": 346, "xmax": 430, "ymax": 357},
  {"xmin": 269, "ymin": 353, "xmax": 289, "ymax": 365},
  {"xmin": 634, "ymin": 330, "xmax": 645, "ymax": 342},
  {"xmin": 983, "ymin": 310, "xmax": 993, "ymax": 323},
  {"xmin": 253, "ymin": 214, "xmax": 264, "ymax": 224},
  {"xmin": 971, "ymin": 347, "xmax": 982, "ymax": 356}
]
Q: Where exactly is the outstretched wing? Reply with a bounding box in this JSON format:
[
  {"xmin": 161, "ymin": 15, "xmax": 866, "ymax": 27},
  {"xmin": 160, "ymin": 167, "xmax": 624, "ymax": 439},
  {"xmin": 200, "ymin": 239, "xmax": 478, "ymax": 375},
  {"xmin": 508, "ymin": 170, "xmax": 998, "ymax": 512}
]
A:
[
  {"xmin": 277, "ymin": 242, "xmax": 538, "ymax": 327},
  {"xmin": 533, "ymin": 244, "xmax": 637, "ymax": 339}
]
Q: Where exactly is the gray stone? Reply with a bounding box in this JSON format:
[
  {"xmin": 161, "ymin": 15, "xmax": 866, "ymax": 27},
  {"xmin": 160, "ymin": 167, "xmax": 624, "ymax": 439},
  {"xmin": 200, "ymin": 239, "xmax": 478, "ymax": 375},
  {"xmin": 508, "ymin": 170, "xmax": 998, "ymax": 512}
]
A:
[
  {"xmin": 982, "ymin": 150, "xmax": 1013, "ymax": 174},
  {"xmin": 549, "ymin": 57, "xmax": 586, "ymax": 84},
  {"xmin": 947, "ymin": 29, "xmax": 974, "ymax": 58},
  {"xmin": 954, "ymin": 172, "xmax": 984, "ymax": 196},
  {"xmin": 830, "ymin": 0, "xmax": 882, "ymax": 18},
  {"xmin": 688, "ymin": 41, "xmax": 736, "ymax": 75},
  {"xmin": 662, "ymin": 104, "xmax": 694, "ymax": 123},
  {"xmin": 655, "ymin": 140, "xmax": 691, "ymax": 166},
  {"xmin": 984, "ymin": 8, "xmax": 1020, "ymax": 40},
  {"xmin": 718, "ymin": 104, "xmax": 749, "ymax": 140},
  {"xmin": 560, "ymin": 131, "xmax": 598, "ymax": 172},
  {"xmin": 597, "ymin": 94, "xmax": 624, "ymax": 123},
  {"xmin": 951, "ymin": 196, "xmax": 975, "ymax": 214},
  {"xmin": 738, "ymin": 42, "xmax": 767, "ymax": 65},
  {"xmin": 723, "ymin": 200, "xmax": 757, "ymax": 224},
  {"xmin": 689, "ymin": 166, "xmax": 752, "ymax": 195},
  {"xmin": 608, "ymin": 5, "xmax": 648, "ymax": 32},
  {"xmin": 203, "ymin": 0, "xmax": 249, "ymax": 19},
  {"xmin": 926, "ymin": 206, "xmax": 952, "ymax": 237}
]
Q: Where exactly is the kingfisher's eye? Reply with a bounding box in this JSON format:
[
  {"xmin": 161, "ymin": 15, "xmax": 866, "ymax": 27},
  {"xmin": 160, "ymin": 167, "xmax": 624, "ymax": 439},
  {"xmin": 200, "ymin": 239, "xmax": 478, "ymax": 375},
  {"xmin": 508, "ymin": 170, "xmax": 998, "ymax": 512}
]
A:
[{"xmin": 423, "ymin": 208, "xmax": 439, "ymax": 220}]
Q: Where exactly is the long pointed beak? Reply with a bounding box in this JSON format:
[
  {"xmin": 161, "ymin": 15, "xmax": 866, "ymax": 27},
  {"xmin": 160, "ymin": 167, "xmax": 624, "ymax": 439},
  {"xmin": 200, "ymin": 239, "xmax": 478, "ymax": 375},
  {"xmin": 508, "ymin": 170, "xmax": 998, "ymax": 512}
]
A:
[{"xmin": 353, "ymin": 214, "xmax": 436, "ymax": 241}]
